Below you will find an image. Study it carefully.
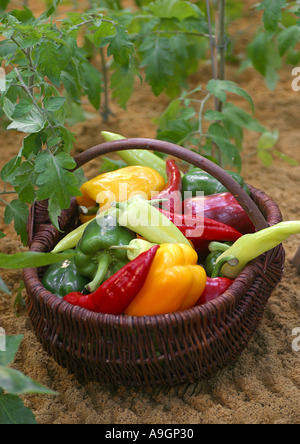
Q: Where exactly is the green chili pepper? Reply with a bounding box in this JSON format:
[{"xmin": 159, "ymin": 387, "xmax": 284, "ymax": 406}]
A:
[
  {"xmin": 215, "ymin": 221, "xmax": 300, "ymax": 279},
  {"xmin": 75, "ymin": 213, "xmax": 136, "ymax": 293},
  {"xmin": 42, "ymin": 250, "xmax": 89, "ymax": 298},
  {"xmin": 101, "ymin": 131, "xmax": 168, "ymax": 182},
  {"xmin": 51, "ymin": 207, "xmax": 118, "ymax": 254},
  {"xmin": 112, "ymin": 195, "xmax": 191, "ymax": 246},
  {"xmin": 182, "ymin": 168, "xmax": 250, "ymax": 197}
]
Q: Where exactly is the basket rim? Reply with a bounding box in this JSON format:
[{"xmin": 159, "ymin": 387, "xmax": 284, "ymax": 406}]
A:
[{"xmin": 23, "ymin": 184, "xmax": 284, "ymax": 329}]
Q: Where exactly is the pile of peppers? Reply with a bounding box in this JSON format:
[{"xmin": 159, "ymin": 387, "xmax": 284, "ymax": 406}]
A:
[{"xmin": 42, "ymin": 131, "xmax": 300, "ymax": 317}]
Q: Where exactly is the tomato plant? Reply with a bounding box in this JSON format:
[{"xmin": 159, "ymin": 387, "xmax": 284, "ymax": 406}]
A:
[{"xmin": 0, "ymin": 334, "xmax": 57, "ymax": 424}]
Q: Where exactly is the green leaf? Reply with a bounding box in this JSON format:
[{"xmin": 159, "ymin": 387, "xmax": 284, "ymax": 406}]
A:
[
  {"xmin": 81, "ymin": 63, "xmax": 102, "ymax": 111},
  {"xmin": 0, "ymin": 0, "xmax": 10, "ymax": 13},
  {"xmin": 35, "ymin": 151, "xmax": 80, "ymax": 229},
  {"xmin": 44, "ymin": 97, "xmax": 66, "ymax": 112},
  {"xmin": 13, "ymin": 280, "xmax": 26, "ymax": 315},
  {"xmin": 39, "ymin": 0, "xmax": 62, "ymax": 20},
  {"xmin": 12, "ymin": 100, "xmax": 34, "ymax": 119},
  {"xmin": 257, "ymin": 130, "xmax": 279, "ymax": 151},
  {"xmin": 14, "ymin": 161, "xmax": 37, "ymax": 204},
  {"xmin": 0, "ymin": 155, "xmax": 22, "ymax": 183},
  {"xmin": 204, "ymin": 110, "xmax": 225, "ymax": 121},
  {"xmin": 99, "ymin": 157, "xmax": 127, "ymax": 173},
  {"xmin": 273, "ymin": 150, "xmax": 298, "ymax": 166},
  {"xmin": 0, "ymin": 336, "xmax": 24, "ymax": 366},
  {"xmin": 22, "ymin": 133, "xmax": 43, "ymax": 159},
  {"xmin": 0, "ymin": 40, "xmax": 18, "ymax": 58},
  {"xmin": 0, "ymin": 250, "xmax": 75, "ymax": 269},
  {"xmin": 9, "ymin": 7, "xmax": 35, "ymax": 23},
  {"xmin": 36, "ymin": 42, "xmax": 71, "ymax": 87},
  {"xmin": 93, "ymin": 21, "xmax": 116, "ymax": 47},
  {"xmin": 7, "ymin": 109, "xmax": 45, "ymax": 134},
  {"xmin": 0, "ymin": 392, "xmax": 37, "ymax": 424},
  {"xmin": 140, "ymin": 36, "xmax": 174, "ymax": 96},
  {"xmin": 19, "ymin": 36, "xmax": 41, "ymax": 50},
  {"xmin": 247, "ymin": 33, "xmax": 281, "ymax": 90},
  {"xmin": 0, "ymin": 276, "xmax": 10, "ymax": 295},
  {"xmin": 58, "ymin": 126, "xmax": 77, "ymax": 153},
  {"xmin": 258, "ymin": 150, "xmax": 273, "ymax": 167},
  {"xmin": 222, "ymin": 103, "xmax": 267, "ymax": 133},
  {"xmin": 147, "ymin": 0, "xmax": 199, "ymax": 21},
  {"xmin": 257, "ymin": 0, "xmax": 287, "ymax": 33},
  {"xmin": 277, "ymin": 26, "xmax": 300, "ymax": 56},
  {"xmin": 206, "ymin": 80, "xmax": 255, "ymax": 112},
  {"xmin": 107, "ymin": 25, "xmax": 134, "ymax": 67},
  {"xmin": 207, "ymin": 123, "xmax": 241, "ymax": 171},
  {"xmin": 111, "ymin": 65, "xmax": 135, "ymax": 109},
  {"xmin": 0, "ymin": 367, "xmax": 58, "ymax": 395},
  {"xmin": 4, "ymin": 200, "xmax": 29, "ymax": 245},
  {"xmin": 73, "ymin": 168, "xmax": 87, "ymax": 188}
]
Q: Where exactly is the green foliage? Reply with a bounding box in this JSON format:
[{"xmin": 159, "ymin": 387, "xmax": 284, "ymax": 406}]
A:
[
  {"xmin": 156, "ymin": 81, "xmax": 270, "ymax": 171},
  {"xmin": 245, "ymin": 0, "xmax": 300, "ymax": 90},
  {"xmin": 0, "ymin": 335, "xmax": 57, "ymax": 424}
]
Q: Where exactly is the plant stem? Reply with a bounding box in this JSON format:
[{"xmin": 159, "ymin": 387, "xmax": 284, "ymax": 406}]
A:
[
  {"xmin": 206, "ymin": 0, "xmax": 219, "ymax": 161},
  {"xmin": 100, "ymin": 47, "xmax": 114, "ymax": 122},
  {"xmin": 0, "ymin": 191, "xmax": 17, "ymax": 195},
  {"xmin": 217, "ymin": 0, "xmax": 226, "ymax": 112},
  {"xmin": 206, "ymin": 0, "xmax": 217, "ymax": 83}
]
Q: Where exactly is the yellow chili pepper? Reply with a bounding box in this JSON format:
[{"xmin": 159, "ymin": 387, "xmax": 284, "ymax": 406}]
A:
[
  {"xmin": 125, "ymin": 243, "xmax": 207, "ymax": 316},
  {"xmin": 77, "ymin": 166, "xmax": 165, "ymax": 222}
]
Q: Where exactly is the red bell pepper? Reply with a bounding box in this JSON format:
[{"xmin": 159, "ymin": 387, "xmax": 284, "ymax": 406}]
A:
[
  {"xmin": 196, "ymin": 277, "xmax": 233, "ymax": 305},
  {"xmin": 183, "ymin": 192, "xmax": 255, "ymax": 234},
  {"xmin": 152, "ymin": 159, "xmax": 182, "ymax": 213},
  {"xmin": 64, "ymin": 245, "xmax": 159, "ymax": 314}
]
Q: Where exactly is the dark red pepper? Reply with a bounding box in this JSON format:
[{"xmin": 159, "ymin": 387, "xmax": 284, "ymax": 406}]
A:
[
  {"xmin": 152, "ymin": 159, "xmax": 182, "ymax": 213},
  {"xmin": 196, "ymin": 277, "xmax": 233, "ymax": 305},
  {"xmin": 196, "ymin": 247, "xmax": 234, "ymax": 305},
  {"xmin": 63, "ymin": 245, "xmax": 159, "ymax": 314},
  {"xmin": 159, "ymin": 209, "xmax": 242, "ymax": 258},
  {"xmin": 183, "ymin": 192, "xmax": 255, "ymax": 234}
]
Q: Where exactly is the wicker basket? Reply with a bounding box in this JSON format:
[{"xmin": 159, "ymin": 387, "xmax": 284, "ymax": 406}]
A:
[{"xmin": 23, "ymin": 139, "xmax": 285, "ymax": 387}]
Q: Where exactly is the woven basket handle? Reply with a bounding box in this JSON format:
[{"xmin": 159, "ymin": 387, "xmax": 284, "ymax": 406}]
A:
[{"xmin": 73, "ymin": 138, "xmax": 268, "ymax": 231}]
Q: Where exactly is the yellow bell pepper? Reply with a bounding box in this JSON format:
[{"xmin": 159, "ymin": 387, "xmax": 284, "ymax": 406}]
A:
[
  {"xmin": 77, "ymin": 166, "xmax": 165, "ymax": 222},
  {"xmin": 125, "ymin": 243, "xmax": 207, "ymax": 316}
]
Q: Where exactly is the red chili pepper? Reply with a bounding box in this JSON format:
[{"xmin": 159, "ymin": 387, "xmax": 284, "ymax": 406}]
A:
[
  {"xmin": 159, "ymin": 209, "xmax": 242, "ymax": 257},
  {"xmin": 183, "ymin": 192, "xmax": 255, "ymax": 234},
  {"xmin": 196, "ymin": 277, "xmax": 233, "ymax": 305},
  {"xmin": 152, "ymin": 159, "xmax": 182, "ymax": 213},
  {"xmin": 64, "ymin": 245, "xmax": 160, "ymax": 314}
]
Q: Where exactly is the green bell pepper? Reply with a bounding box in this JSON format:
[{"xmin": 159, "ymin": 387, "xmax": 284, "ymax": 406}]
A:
[
  {"xmin": 42, "ymin": 250, "xmax": 89, "ymax": 298},
  {"xmin": 74, "ymin": 213, "xmax": 135, "ymax": 293},
  {"xmin": 182, "ymin": 168, "xmax": 250, "ymax": 197}
]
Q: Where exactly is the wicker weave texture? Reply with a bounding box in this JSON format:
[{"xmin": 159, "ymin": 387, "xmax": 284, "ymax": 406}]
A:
[{"xmin": 23, "ymin": 185, "xmax": 285, "ymax": 387}]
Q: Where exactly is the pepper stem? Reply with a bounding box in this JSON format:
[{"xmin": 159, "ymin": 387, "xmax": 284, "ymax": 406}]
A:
[
  {"xmin": 208, "ymin": 242, "xmax": 232, "ymax": 253},
  {"xmin": 149, "ymin": 198, "xmax": 169, "ymax": 206},
  {"xmin": 109, "ymin": 245, "xmax": 135, "ymax": 250},
  {"xmin": 85, "ymin": 252, "xmax": 112, "ymax": 293},
  {"xmin": 211, "ymin": 255, "xmax": 239, "ymax": 278},
  {"xmin": 78, "ymin": 204, "xmax": 99, "ymax": 215},
  {"xmin": 109, "ymin": 239, "xmax": 156, "ymax": 261}
]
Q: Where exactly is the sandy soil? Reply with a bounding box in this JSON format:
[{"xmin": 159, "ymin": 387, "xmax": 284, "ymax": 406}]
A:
[{"xmin": 1, "ymin": 0, "xmax": 300, "ymax": 425}]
